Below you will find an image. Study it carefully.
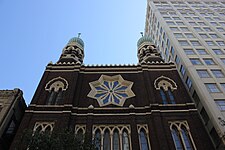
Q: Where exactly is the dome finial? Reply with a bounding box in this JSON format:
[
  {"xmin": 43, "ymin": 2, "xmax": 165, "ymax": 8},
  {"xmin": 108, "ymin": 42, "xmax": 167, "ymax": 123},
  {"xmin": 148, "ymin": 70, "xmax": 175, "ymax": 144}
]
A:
[{"xmin": 78, "ymin": 33, "xmax": 81, "ymax": 38}]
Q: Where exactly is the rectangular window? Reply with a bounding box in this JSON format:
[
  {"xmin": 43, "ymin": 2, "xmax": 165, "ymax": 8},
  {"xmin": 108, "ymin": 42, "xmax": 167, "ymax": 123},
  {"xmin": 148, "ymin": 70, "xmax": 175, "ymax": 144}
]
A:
[
  {"xmin": 194, "ymin": 27, "xmax": 203, "ymax": 32},
  {"xmin": 221, "ymin": 84, "xmax": 225, "ymax": 91},
  {"xmin": 199, "ymin": 34, "xmax": 209, "ymax": 38},
  {"xmin": 180, "ymin": 27, "xmax": 189, "ymax": 31},
  {"xmin": 180, "ymin": 65, "xmax": 186, "ymax": 76},
  {"xmin": 203, "ymin": 27, "xmax": 213, "ymax": 32},
  {"xmin": 164, "ymin": 17, "xmax": 172, "ymax": 20},
  {"xmin": 217, "ymin": 28, "xmax": 225, "ymax": 32},
  {"xmin": 174, "ymin": 33, "xmax": 184, "ymax": 38},
  {"xmin": 167, "ymin": 21, "xmax": 176, "ymax": 25},
  {"xmin": 205, "ymin": 83, "xmax": 220, "ymax": 93},
  {"xmin": 184, "ymin": 49, "xmax": 195, "ymax": 55},
  {"xmin": 170, "ymin": 27, "xmax": 179, "ymax": 31},
  {"xmin": 215, "ymin": 100, "xmax": 225, "ymax": 110},
  {"xmin": 204, "ymin": 58, "xmax": 215, "ymax": 65},
  {"xmin": 171, "ymin": 47, "xmax": 175, "ymax": 57},
  {"xmin": 213, "ymin": 49, "xmax": 224, "ymax": 55},
  {"xmin": 209, "ymin": 34, "xmax": 220, "ymax": 38},
  {"xmin": 176, "ymin": 22, "xmax": 184, "ymax": 25},
  {"xmin": 191, "ymin": 41, "xmax": 201, "ymax": 46},
  {"xmin": 173, "ymin": 17, "xmax": 181, "ymax": 20},
  {"xmin": 200, "ymin": 108, "xmax": 209, "ymax": 124},
  {"xmin": 186, "ymin": 77, "xmax": 192, "ymax": 89},
  {"xmin": 179, "ymin": 40, "xmax": 190, "ymax": 46},
  {"xmin": 189, "ymin": 22, "xmax": 197, "ymax": 26},
  {"xmin": 190, "ymin": 58, "xmax": 202, "ymax": 65},
  {"xmin": 185, "ymin": 33, "xmax": 194, "ymax": 38},
  {"xmin": 210, "ymin": 22, "xmax": 219, "ymax": 26},
  {"xmin": 211, "ymin": 70, "xmax": 225, "ymax": 78},
  {"xmin": 206, "ymin": 41, "xmax": 216, "ymax": 46},
  {"xmin": 221, "ymin": 58, "xmax": 225, "ymax": 64},
  {"xmin": 196, "ymin": 49, "xmax": 207, "ymax": 55},
  {"xmin": 217, "ymin": 41, "xmax": 225, "ymax": 46},
  {"xmin": 197, "ymin": 70, "xmax": 210, "ymax": 78},
  {"xmin": 175, "ymin": 55, "xmax": 180, "ymax": 64},
  {"xmin": 198, "ymin": 22, "xmax": 206, "ymax": 26},
  {"xmin": 193, "ymin": 17, "xmax": 201, "ymax": 20}
]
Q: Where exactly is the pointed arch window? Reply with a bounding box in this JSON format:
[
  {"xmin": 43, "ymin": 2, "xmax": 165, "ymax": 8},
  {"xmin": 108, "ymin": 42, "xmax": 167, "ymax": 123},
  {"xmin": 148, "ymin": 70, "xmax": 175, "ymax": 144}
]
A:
[
  {"xmin": 113, "ymin": 130, "xmax": 120, "ymax": 150},
  {"xmin": 94, "ymin": 129, "xmax": 101, "ymax": 150},
  {"xmin": 45, "ymin": 77, "xmax": 68, "ymax": 105},
  {"xmin": 103, "ymin": 129, "xmax": 111, "ymax": 150},
  {"xmin": 181, "ymin": 126, "xmax": 193, "ymax": 150},
  {"xmin": 137, "ymin": 125, "xmax": 151, "ymax": 150},
  {"xmin": 171, "ymin": 128, "xmax": 183, "ymax": 150},
  {"xmin": 139, "ymin": 129, "xmax": 149, "ymax": 150},
  {"xmin": 154, "ymin": 76, "xmax": 177, "ymax": 104},
  {"xmin": 169, "ymin": 121, "xmax": 196, "ymax": 150},
  {"xmin": 168, "ymin": 88, "xmax": 175, "ymax": 104},
  {"xmin": 93, "ymin": 125, "xmax": 131, "ymax": 150},
  {"xmin": 122, "ymin": 130, "xmax": 130, "ymax": 150},
  {"xmin": 160, "ymin": 88, "xmax": 167, "ymax": 104}
]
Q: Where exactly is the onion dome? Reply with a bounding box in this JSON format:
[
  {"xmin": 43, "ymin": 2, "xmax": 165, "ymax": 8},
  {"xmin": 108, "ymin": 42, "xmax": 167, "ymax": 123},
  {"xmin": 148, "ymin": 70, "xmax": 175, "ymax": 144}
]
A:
[
  {"xmin": 67, "ymin": 33, "xmax": 84, "ymax": 49},
  {"xmin": 137, "ymin": 35, "xmax": 153, "ymax": 48}
]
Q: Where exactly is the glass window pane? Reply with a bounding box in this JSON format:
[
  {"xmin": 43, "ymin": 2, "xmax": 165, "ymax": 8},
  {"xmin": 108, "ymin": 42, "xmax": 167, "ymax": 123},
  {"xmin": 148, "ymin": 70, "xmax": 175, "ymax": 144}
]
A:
[
  {"xmin": 140, "ymin": 130, "xmax": 149, "ymax": 150},
  {"xmin": 122, "ymin": 131, "xmax": 130, "ymax": 150},
  {"xmin": 104, "ymin": 130, "xmax": 111, "ymax": 150},
  {"xmin": 113, "ymin": 130, "xmax": 120, "ymax": 150}
]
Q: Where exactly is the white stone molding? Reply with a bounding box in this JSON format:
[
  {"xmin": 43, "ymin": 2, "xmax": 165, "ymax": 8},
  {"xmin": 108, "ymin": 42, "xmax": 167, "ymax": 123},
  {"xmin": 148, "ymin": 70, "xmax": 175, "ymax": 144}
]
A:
[
  {"xmin": 33, "ymin": 122, "xmax": 54, "ymax": 132},
  {"xmin": 45, "ymin": 77, "xmax": 68, "ymax": 92},
  {"xmin": 154, "ymin": 76, "xmax": 177, "ymax": 91}
]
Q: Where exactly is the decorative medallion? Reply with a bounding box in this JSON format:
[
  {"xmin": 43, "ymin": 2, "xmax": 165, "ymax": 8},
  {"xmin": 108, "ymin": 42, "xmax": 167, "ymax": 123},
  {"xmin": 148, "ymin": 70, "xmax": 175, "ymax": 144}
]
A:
[{"xmin": 88, "ymin": 75, "xmax": 135, "ymax": 107}]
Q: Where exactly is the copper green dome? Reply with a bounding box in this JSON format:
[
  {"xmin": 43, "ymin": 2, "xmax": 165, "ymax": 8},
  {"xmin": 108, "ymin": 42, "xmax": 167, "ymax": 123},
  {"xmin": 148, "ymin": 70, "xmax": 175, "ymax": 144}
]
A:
[
  {"xmin": 137, "ymin": 35, "xmax": 153, "ymax": 47},
  {"xmin": 68, "ymin": 36, "xmax": 84, "ymax": 48}
]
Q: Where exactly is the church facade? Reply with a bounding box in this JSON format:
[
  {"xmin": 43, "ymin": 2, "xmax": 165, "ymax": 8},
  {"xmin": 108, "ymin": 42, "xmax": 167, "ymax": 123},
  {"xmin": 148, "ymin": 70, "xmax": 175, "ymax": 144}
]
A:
[{"xmin": 11, "ymin": 35, "xmax": 215, "ymax": 149}]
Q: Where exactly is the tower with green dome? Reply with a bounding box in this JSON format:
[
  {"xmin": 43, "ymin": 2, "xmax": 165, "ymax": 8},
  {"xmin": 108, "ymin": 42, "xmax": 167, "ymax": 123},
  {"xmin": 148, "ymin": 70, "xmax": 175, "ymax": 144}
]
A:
[
  {"xmin": 58, "ymin": 33, "xmax": 84, "ymax": 64},
  {"xmin": 137, "ymin": 34, "xmax": 163, "ymax": 63}
]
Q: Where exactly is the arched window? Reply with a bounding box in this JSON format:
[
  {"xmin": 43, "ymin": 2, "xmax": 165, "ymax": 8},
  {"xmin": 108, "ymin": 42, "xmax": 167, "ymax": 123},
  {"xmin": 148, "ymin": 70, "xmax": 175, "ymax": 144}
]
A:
[
  {"xmin": 45, "ymin": 77, "xmax": 68, "ymax": 105},
  {"xmin": 94, "ymin": 129, "xmax": 101, "ymax": 150},
  {"xmin": 168, "ymin": 88, "xmax": 175, "ymax": 104},
  {"xmin": 103, "ymin": 129, "xmax": 110, "ymax": 150},
  {"xmin": 113, "ymin": 129, "xmax": 120, "ymax": 150},
  {"xmin": 93, "ymin": 125, "xmax": 131, "ymax": 150},
  {"xmin": 160, "ymin": 88, "xmax": 167, "ymax": 104},
  {"xmin": 181, "ymin": 126, "xmax": 193, "ymax": 150},
  {"xmin": 170, "ymin": 121, "xmax": 196, "ymax": 150},
  {"xmin": 55, "ymin": 88, "xmax": 63, "ymax": 104},
  {"xmin": 77, "ymin": 129, "xmax": 84, "ymax": 143},
  {"xmin": 122, "ymin": 130, "xmax": 130, "ymax": 150},
  {"xmin": 139, "ymin": 129, "xmax": 149, "ymax": 150},
  {"xmin": 47, "ymin": 89, "xmax": 56, "ymax": 105},
  {"xmin": 171, "ymin": 127, "xmax": 183, "ymax": 150}
]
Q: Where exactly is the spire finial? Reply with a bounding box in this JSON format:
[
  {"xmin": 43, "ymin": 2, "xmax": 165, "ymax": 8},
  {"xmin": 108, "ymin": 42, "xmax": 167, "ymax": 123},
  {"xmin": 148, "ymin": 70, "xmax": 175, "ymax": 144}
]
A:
[
  {"xmin": 78, "ymin": 33, "xmax": 81, "ymax": 38},
  {"xmin": 140, "ymin": 32, "xmax": 143, "ymax": 37}
]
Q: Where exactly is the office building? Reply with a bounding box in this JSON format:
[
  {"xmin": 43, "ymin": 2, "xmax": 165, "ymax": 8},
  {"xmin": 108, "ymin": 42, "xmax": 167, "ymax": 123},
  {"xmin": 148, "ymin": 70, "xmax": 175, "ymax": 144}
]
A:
[{"xmin": 145, "ymin": 0, "xmax": 225, "ymax": 149}]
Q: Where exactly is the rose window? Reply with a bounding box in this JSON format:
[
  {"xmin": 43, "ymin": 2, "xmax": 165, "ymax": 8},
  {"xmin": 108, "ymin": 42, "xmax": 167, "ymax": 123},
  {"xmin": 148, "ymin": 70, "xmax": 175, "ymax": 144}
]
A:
[{"xmin": 88, "ymin": 75, "xmax": 135, "ymax": 107}]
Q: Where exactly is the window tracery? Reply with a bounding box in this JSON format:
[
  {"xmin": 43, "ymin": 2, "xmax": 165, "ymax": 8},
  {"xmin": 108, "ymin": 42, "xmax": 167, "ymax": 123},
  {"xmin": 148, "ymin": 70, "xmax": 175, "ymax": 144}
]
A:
[
  {"xmin": 45, "ymin": 77, "xmax": 68, "ymax": 105},
  {"xmin": 154, "ymin": 76, "xmax": 177, "ymax": 104},
  {"xmin": 92, "ymin": 125, "xmax": 131, "ymax": 150},
  {"xmin": 33, "ymin": 122, "xmax": 54, "ymax": 133},
  {"xmin": 137, "ymin": 125, "xmax": 151, "ymax": 150},
  {"xmin": 88, "ymin": 75, "xmax": 135, "ymax": 107},
  {"xmin": 169, "ymin": 121, "xmax": 196, "ymax": 150}
]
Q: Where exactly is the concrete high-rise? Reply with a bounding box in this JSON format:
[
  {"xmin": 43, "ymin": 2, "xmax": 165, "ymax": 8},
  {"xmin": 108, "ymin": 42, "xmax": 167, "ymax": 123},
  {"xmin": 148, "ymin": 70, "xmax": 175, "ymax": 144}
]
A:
[{"xmin": 145, "ymin": 0, "xmax": 225, "ymax": 149}]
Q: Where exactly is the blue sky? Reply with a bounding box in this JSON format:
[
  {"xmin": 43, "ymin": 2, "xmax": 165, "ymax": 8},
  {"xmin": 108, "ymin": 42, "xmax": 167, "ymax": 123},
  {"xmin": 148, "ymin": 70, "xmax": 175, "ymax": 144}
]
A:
[{"xmin": 0, "ymin": 0, "xmax": 146, "ymax": 104}]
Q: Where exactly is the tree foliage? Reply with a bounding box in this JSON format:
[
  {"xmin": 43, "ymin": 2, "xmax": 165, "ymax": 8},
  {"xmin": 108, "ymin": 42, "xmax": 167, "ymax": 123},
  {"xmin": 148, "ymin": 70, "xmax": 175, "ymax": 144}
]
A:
[{"xmin": 18, "ymin": 129, "xmax": 97, "ymax": 150}]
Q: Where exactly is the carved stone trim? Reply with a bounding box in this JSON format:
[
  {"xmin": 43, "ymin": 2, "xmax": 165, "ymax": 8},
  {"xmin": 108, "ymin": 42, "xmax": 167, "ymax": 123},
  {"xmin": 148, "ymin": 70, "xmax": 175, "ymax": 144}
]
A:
[
  {"xmin": 154, "ymin": 76, "xmax": 177, "ymax": 91},
  {"xmin": 45, "ymin": 77, "xmax": 68, "ymax": 92}
]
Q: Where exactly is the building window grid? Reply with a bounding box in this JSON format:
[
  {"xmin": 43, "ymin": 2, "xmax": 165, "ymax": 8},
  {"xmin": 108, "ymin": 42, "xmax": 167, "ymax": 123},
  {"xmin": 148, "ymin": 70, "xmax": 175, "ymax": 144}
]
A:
[
  {"xmin": 205, "ymin": 83, "xmax": 221, "ymax": 93},
  {"xmin": 215, "ymin": 100, "xmax": 225, "ymax": 111},
  {"xmin": 211, "ymin": 70, "xmax": 225, "ymax": 78},
  {"xmin": 197, "ymin": 70, "xmax": 211, "ymax": 78}
]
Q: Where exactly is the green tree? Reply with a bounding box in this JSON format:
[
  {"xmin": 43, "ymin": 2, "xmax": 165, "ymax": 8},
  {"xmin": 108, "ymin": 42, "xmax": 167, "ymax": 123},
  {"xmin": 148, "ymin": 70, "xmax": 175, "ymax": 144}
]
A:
[{"xmin": 18, "ymin": 129, "xmax": 97, "ymax": 150}]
